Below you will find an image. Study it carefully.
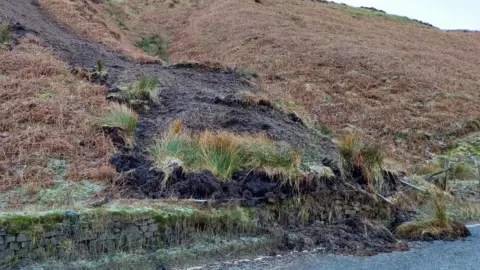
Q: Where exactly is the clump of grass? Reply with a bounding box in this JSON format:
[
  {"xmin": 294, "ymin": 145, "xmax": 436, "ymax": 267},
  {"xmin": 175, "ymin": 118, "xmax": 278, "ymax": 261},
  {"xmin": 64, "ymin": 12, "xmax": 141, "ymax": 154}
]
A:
[
  {"xmin": 136, "ymin": 34, "xmax": 169, "ymax": 62},
  {"xmin": 395, "ymin": 192, "xmax": 470, "ymax": 240},
  {"xmin": 149, "ymin": 121, "xmax": 300, "ymax": 179},
  {"xmin": 97, "ymin": 103, "xmax": 138, "ymax": 136},
  {"xmin": 338, "ymin": 133, "xmax": 384, "ymax": 191},
  {"xmin": 0, "ymin": 24, "xmax": 11, "ymax": 43},
  {"xmin": 122, "ymin": 76, "xmax": 159, "ymax": 102}
]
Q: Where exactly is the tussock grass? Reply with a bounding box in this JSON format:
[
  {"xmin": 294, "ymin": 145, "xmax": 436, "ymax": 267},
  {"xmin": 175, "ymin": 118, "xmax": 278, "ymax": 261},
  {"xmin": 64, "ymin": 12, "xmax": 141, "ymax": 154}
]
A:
[
  {"xmin": 339, "ymin": 133, "xmax": 384, "ymax": 191},
  {"xmin": 121, "ymin": 75, "xmax": 159, "ymax": 102},
  {"xmin": 0, "ymin": 24, "xmax": 11, "ymax": 43},
  {"xmin": 97, "ymin": 103, "xmax": 138, "ymax": 136},
  {"xmin": 395, "ymin": 192, "xmax": 469, "ymax": 240},
  {"xmin": 149, "ymin": 121, "xmax": 300, "ymax": 179}
]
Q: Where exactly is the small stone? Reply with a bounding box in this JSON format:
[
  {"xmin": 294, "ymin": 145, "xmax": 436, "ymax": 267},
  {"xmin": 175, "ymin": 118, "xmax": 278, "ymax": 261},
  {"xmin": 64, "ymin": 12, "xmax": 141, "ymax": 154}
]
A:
[
  {"xmin": 5, "ymin": 235, "xmax": 15, "ymax": 242},
  {"xmin": 39, "ymin": 238, "xmax": 50, "ymax": 246},
  {"xmin": 0, "ymin": 237, "xmax": 4, "ymax": 245},
  {"xmin": 140, "ymin": 226, "xmax": 149, "ymax": 232},
  {"xmin": 98, "ymin": 231, "xmax": 116, "ymax": 241},
  {"xmin": 8, "ymin": 242, "xmax": 20, "ymax": 250},
  {"xmin": 136, "ymin": 220, "xmax": 148, "ymax": 226},
  {"xmin": 21, "ymin": 241, "xmax": 30, "ymax": 249},
  {"xmin": 50, "ymin": 238, "xmax": 60, "ymax": 246},
  {"xmin": 44, "ymin": 231, "xmax": 59, "ymax": 238},
  {"xmin": 16, "ymin": 234, "xmax": 29, "ymax": 242},
  {"xmin": 76, "ymin": 232, "xmax": 97, "ymax": 242},
  {"xmin": 144, "ymin": 232, "xmax": 154, "ymax": 238},
  {"xmin": 147, "ymin": 219, "xmax": 154, "ymax": 224},
  {"xmin": 148, "ymin": 224, "xmax": 158, "ymax": 232},
  {"xmin": 0, "ymin": 244, "xmax": 6, "ymax": 251}
]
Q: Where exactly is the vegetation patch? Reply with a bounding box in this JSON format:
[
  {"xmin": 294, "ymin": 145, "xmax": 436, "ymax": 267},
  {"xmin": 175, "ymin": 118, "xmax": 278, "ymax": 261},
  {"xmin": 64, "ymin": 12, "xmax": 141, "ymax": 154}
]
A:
[
  {"xmin": 149, "ymin": 121, "xmax": 301, "ymax": 179},
  {"xmin": 96, "ymin": 103, "xmax": 138, "ymax": 137},
  {"xmin": 0, "ymin": 24, "xmax": 11, "ymax": 43},
  {"xmin": 136, "ymin": 34, "xmax": 169, "ymax": 62},
  {"xmin": 118, "ymin": 75, "xmax": 159, "ymax": 102},
  {"xmin": 395, "ymin": 191, "xmax": 470, "ymax": 241},
  {"xmin": 338, "ymin": 133, "xmax": 384, "ymax": 191}
]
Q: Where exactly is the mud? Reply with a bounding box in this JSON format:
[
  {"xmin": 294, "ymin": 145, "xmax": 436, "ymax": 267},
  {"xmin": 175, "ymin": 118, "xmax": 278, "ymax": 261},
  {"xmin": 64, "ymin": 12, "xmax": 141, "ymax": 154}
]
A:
[{"xmin": 277, "ymin": 217, "xmax": 406, "ymax": 255}]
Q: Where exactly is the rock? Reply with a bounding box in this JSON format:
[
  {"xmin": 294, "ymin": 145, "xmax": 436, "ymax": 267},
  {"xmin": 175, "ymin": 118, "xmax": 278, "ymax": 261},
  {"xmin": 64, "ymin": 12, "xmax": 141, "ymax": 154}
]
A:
[
  {"xmin": 140, "ymin": 225, "xmax": 149, "ymax": 232},
  {"xmin": 5, "ymin": 235, "xmax": 15, "ymax": 243},
  {"xmin": 144, "ymin": 232, "xmax": 154, "ymax": 238},
  {"xmin": 148, "ymin": 223, "xmax": 159, "ymax": 232},
  {"xmin": 39, "ymin": 238, "xmax": 50, "ymax": 246},
  {"xmin": 8, "ymin": 242, "xmax": 20, "ymax": 250},
  {"xmin": 16, "ymin": 233, "xmax": 29, "ymax": 242},
  {"xmin": 0, "ymin": 249, "xmax": 14, "ymax": 260}
]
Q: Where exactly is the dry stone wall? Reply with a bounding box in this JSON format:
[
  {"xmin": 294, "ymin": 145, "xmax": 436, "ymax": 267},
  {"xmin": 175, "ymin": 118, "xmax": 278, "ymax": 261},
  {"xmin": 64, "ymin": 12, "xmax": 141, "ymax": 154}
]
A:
[{"xmin": 0, "ymin": 192, "xmax": 387, "ymax": 265}]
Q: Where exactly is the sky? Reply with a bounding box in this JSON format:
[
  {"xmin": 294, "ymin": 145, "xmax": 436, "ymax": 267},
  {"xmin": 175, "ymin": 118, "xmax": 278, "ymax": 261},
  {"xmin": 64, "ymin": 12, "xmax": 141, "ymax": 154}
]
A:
[{"xmin": 331, "ymin": 0, "xmax": 480, "ymax": 30}]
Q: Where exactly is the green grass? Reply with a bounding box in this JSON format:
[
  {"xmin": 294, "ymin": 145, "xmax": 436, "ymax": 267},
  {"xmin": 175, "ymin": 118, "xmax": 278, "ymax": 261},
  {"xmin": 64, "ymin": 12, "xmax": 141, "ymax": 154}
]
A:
[
  {"xmin": 338, "ymin": 133, "xmax": 384, "ymax": 191},
  {"xmin": 328, "ymin": 5, "xmax": 413, "ymax": 24},
  {"xmin": 149, "ymin": 121, "xmax": 300, "ymax": 179},
  {"xmin": 121, "ymin": 75, "xmax": 159, "ymax": 102},
  {"xmin": 0, "ymin": 24, "xmax": 11, "ymax": 43},
  {"xmin": 97, "ymin": 103, "xmax": 138, "ymax": 136},
  {"xmin": 136, "ymin": 34, "xmax": 169, "ymax": 62}
]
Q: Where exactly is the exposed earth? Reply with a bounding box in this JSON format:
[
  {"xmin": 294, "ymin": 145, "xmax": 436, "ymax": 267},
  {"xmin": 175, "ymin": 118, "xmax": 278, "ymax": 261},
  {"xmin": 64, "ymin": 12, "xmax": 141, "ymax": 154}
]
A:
[
  {"xmin": 0, "ymin": 0, "xmax": 339, "ymax": 201},
  {"xmin": 199, "ymin": 224, "xmax": 480, "ymax": 270}
]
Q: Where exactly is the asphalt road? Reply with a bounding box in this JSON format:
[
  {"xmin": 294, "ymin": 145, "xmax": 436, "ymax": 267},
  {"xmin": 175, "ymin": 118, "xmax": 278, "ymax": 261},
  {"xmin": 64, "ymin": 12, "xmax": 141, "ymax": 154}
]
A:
[{"xmin": 219, "ymin": 225, "xmax": 480, "ymax": 270}]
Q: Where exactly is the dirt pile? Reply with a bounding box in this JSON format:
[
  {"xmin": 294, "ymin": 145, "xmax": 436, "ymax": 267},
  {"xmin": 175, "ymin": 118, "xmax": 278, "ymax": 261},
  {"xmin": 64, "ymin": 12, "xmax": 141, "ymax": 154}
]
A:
[{"xmin": 278, "ymin": 217, "xmax": 407, "ymax": 255}]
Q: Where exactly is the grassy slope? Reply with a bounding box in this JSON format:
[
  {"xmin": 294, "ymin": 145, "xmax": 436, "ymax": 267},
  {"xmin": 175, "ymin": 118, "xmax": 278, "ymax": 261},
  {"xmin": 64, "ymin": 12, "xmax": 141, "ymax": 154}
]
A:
[
  {"xmin": 45, "ymin": 0, "xmax": 480, "ymax": 164},
  {"xmin": 0, "ymin": 36, "xmax": 114, "ymax": 199}
]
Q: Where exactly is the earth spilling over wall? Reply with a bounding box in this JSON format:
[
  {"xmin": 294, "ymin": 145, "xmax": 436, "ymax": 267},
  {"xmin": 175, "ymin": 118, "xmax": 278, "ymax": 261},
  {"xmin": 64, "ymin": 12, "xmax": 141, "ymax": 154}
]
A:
[{"xmin": 0, "ymin": 190, "xmax": 387, "ymax": 266}]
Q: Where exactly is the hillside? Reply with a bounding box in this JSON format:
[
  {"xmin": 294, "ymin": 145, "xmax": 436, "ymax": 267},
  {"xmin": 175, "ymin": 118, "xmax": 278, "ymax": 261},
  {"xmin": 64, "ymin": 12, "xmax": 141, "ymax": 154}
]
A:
[
  {"xmin": 0, "ymin": 0, "xmax": 478, "ymax": 268},
  {"xmin": 40, "ymin": 0, "xmax": 480, "ymax": 164}
]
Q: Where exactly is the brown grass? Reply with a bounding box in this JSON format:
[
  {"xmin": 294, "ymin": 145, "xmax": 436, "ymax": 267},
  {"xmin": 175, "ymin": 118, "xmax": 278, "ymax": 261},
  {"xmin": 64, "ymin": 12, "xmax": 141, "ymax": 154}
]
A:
[
  {"xmin": 39, "ymin": 0, "xmax": 150, "ymax": 61},
  {"xmin": 0, "ymin": 37, "xmax": 115, "ymax": 191},
  {"xmin": 68, "ymin": 0, "xmax": 479, "ymax": 164}
]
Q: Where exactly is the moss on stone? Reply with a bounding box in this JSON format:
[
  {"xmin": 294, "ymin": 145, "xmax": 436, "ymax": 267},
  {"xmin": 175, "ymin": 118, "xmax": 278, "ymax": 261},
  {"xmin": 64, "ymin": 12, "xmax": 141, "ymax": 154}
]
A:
[{"xmin": 0, "ymin": 211, "xmax": 66, "ymax": 234}]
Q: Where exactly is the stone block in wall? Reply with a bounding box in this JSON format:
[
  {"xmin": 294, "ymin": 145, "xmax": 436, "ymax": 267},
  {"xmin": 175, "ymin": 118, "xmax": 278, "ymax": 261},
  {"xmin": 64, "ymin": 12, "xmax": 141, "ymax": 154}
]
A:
[
  {"xmin": 148, "ymin": 224, "xmax": 158, "ymax": 232},
  {"xmin": 140, "ymin": 225, "xmax": 149, "ymax": 232},
  {"xmin": 8, "ymin": 242, "xmax": 20, "ymax": 251},
  {"xmin": 5, "ymin": 235, "xmax": 15, "ymax": 243},
  {"xmin": 50, "ymin": 238, "xmax": 61, "ymax": 246},
  {"xmin": 124, "ymin": 225, "xmax": 143, "ymax": 242},
  {"xmin": 0, "ymin": 249, "xmax": 14, "ymax": 260},
  {"xmin": 16, "ymin": 248, "xmax": 29, "ymax": 258},
  {"xmin": 105, "ymin": 239, "xmax": 116, "ymax": 252},
  {"xmin": 44, "ymin": 231, "xmax": 60, "ymax": 238},
  {"xmin": 0, "ymin": 236, "xmax": 3, "ymax": 245},
  {"xmin": 21, "ymin": 241, "xmax": 30, "ymax": 249},
  {"xmin": 136, "ymin": 220, "xmax": 148, "ymax": 226},
  {"xmin": 0, "ymin": 243, "xmax": 6, "ymax": 251},
  {"xmin": 76, "ymin": 232, "xmax": 98, "ymax": 242},
  {"xmin": 97, "ymin": 231, "xmax": 117, "ymax": 241},
  {"xmin": 16, "ymin": 234, "xmax": 29, "ymax": 242},
  {"xmin": 144, "ymin": 232, "xmax": 154, "ymax": 238},
  {"xmin": 39, "ymin": 238, "xmax": 50, "ymax": 247}
]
